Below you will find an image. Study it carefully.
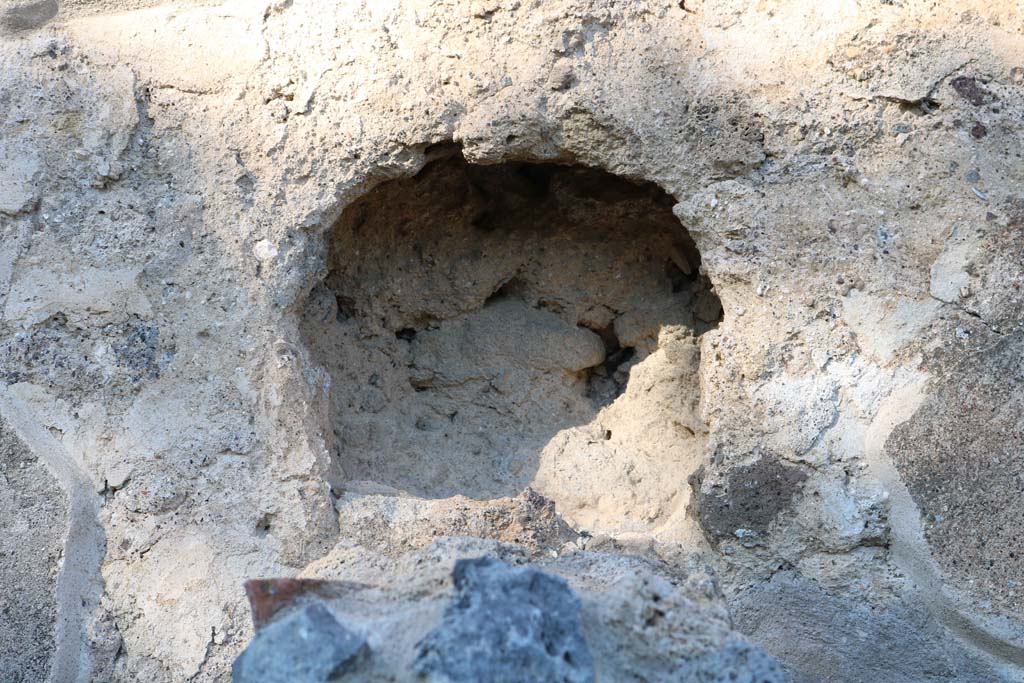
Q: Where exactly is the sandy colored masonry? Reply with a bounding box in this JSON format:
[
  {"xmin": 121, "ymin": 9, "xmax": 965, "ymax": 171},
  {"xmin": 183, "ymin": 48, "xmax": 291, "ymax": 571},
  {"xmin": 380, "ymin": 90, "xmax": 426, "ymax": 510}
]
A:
[{"xmin": 0, "ymin": 0, "xmax": 1022, "ymax": 681}]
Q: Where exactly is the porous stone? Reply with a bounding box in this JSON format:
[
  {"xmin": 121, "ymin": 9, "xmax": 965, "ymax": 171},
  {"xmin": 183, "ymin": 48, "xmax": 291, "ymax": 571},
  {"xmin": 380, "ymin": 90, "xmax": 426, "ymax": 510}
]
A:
[
  {"xmin": 686, "ymin": 637, "xmax": 786, "ymax": 683},
  {"xmin": 888, "ymin": 331, "xmax": 1024, "ymax": 630},
  {"xmin": 732, "ymin": 573, "xmax": 1003, "ymax": 682},
  {"xmin": 689, "ymin": 456, "xmax": 810, "ymax": 546},
  {"xmin": 414, "ymin": 556, "xmax": 594, "ymax": 683},
  {"xmin": 0, "ymin": 418, "xmax": 66, "ymax": 683},
  {"xmin": 232, "ymin": 601, "xmax": 368, "ymax": 683},
  {"xmin": 281, "ymin": 539, "xmax": 783, "ymax": 683}
]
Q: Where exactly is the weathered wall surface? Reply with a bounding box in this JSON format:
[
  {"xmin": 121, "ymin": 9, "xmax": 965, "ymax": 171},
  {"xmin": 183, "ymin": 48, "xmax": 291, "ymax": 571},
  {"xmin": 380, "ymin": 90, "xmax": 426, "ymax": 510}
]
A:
[{"xmin": 0, "ymin": 0, "xmax": 1022, "ymax": 681}]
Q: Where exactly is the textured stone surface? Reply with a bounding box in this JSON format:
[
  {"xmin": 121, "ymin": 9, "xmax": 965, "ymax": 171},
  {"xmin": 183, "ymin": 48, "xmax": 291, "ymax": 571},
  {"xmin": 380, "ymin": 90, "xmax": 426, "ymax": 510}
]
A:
[
  {"xmin": 686, "ymin": 637, "xmax": 786, "ymax": 683},
  {"xmin": 888, "ymin": 331, "xmax": 1024, "ymax": 629},
  {"xmin": 0, "ymin": 0, "xmax": 1023, "ymax": 680},
  {"xmin": 689, "ymin": 456, "xmax": 810, "ymax": 547},
  {"xmin": 414, "ymin": 557, "xmax": 594, "ymax": 683},
  {"xmin": 733, "ymin": 573, "xmax": 1003, "ymax": 682},
  {"xmin": 335, "ymin": 487, "xmax": 579, "ymax": 557},
  {"xmin": 232, "ymin": 601, "xmax": 367, "ymax": 683},
  {"xmin": 289, "ymin": 540, "xmax": 781, "ymax": 683},
  {"xmin": 0, "ymin": 0, "xmax": 57, "ymax": 34},
  {"xmin": 0, "ymin": 418, "xmax": 66, "ymax": 683}
]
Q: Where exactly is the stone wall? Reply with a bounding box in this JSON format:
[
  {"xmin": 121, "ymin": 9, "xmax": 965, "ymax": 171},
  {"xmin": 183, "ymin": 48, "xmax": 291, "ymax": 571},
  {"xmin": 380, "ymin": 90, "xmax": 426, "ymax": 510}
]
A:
[{"xmin": 1, "ymin": 0, "xmax": 1022, "ymax": 680}]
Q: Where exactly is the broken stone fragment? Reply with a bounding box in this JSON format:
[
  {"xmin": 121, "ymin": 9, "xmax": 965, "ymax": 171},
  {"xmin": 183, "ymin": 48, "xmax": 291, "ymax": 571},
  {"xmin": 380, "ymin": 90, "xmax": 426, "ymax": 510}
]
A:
[
  {"xmin": 243, "ymin": 578, "xmax": 351, "ymax": 631},
  {"xmin": 232, "ymin": 601, "xmax": 368, "ymax": 683},
  {"xmin": 547, "ymin": 61, "xmax": 575, "ymax": 90},
  {"xmin": 949, "ymin": 75, "xmax": 991, "ymax": 107},
  {"xmin": 414, "ymin": 556, "xmax": 595, "ymax": 683},
  {"xmin": 688, "ymin": 457, "xmax": 809, "ymax": 547}
]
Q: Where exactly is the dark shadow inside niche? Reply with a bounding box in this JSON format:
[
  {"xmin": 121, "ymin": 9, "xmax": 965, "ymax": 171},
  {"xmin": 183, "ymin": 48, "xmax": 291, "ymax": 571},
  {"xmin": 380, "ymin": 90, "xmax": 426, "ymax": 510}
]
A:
[{"xmin": 300, "ymin": 150, "xmax": 722, "ymax": 499}]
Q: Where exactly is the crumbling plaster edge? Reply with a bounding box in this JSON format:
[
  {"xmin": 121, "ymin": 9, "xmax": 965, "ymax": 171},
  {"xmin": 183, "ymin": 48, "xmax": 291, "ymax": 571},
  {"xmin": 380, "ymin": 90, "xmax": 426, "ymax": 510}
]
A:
[{"xmin": 0, "ymin": 385, "xmax": 105, "ymax": 683}]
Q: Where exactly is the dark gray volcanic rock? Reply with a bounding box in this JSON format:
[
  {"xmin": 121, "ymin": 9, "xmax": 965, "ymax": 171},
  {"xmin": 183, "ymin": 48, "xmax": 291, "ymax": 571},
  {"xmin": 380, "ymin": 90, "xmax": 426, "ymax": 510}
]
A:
[{"xmin": 414, "ymin": 556, "xmax": 594, "ymax": 683}]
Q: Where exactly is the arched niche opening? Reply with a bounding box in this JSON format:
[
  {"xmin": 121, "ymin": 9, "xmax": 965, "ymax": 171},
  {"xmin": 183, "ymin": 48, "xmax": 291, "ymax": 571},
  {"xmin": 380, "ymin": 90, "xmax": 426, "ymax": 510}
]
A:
[{"xmin": 300, "ymin": 149, "xmax": 722, "ymax": 533}]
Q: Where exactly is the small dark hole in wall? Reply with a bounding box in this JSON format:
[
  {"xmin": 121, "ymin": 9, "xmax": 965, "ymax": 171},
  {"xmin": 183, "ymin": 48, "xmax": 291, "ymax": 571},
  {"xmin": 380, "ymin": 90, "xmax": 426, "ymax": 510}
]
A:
[
  {"xmin": 255, "ymin": 513, "xmax": 273, "ymax": 536},
  {"xmin": 335, "ymin": 295, "xmax": 356, "ymax": 322},
  {"xmin": 582, "ymin": 323, "xmax": 636, "ymax": 407},
  {"xmin": 898, "ymin": 98, "xmax": 941, "ymax": 116},
  {"xmin": 667, "ymin": 261, "xmax": 690, "ymax": 293},
  {"xmin": 471, "ymin": 211, "xmax": 496, "ymax": 232}
]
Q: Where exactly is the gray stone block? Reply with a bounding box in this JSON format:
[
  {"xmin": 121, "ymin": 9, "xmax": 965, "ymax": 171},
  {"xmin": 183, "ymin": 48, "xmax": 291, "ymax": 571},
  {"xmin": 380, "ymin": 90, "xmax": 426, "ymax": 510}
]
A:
[
  {"xmin": 415, "ymin": 556, "xmax": 594, "ymax": 683},
  {"xmin": 232, "ymin": 601, "xmax": 367, "ymax": 683}
]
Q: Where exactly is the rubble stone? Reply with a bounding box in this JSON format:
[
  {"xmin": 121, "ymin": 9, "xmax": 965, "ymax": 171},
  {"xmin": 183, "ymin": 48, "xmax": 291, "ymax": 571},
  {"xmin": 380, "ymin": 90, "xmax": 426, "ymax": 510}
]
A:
[
  {"xmin": 414, "ymin": 557, "xmax": 595, "ymax": 683},
  {"xmin": 232, "ymin": 602, "xmax": 368, "ymax": 683}
]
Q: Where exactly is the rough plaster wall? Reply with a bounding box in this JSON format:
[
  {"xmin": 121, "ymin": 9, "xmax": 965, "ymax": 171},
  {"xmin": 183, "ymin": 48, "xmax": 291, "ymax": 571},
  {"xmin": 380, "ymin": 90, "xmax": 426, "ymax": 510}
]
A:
[{"xmin": 0, "ymin": 0, "xmax": 1022, "ymax": 681}]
